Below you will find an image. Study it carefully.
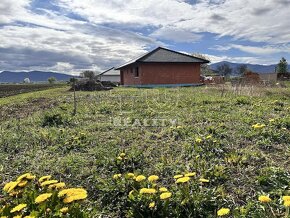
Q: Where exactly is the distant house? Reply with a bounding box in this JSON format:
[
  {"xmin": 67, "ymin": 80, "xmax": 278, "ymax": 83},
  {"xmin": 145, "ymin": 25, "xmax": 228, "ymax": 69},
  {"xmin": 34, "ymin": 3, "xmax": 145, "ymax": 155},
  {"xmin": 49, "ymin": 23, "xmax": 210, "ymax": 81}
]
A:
[
  {"xmin": 201, "ymin": 75, "xmax": 225, "ymax": 84},
  {"xmin": 23, "ymin": 78, "xmax": 31, "ymax": 83},
  {"xmin": 115, "ymin": 47, "xmax": 209, "ymax": 87},
  {"xmin": 98, "ymin": 68, "xmax": 120, "ymax": 83}
]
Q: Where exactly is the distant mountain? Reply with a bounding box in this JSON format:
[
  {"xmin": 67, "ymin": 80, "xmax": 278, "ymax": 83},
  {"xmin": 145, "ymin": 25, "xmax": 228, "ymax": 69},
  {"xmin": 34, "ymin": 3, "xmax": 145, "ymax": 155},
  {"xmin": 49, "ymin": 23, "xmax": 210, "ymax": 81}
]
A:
[
  {"xmin": 0, "ymin": 71, "xmax": 75, "ymax": 83},
  {"xmin": 210, "ymin": 61, "xmax": 289, "ymax": 74}
]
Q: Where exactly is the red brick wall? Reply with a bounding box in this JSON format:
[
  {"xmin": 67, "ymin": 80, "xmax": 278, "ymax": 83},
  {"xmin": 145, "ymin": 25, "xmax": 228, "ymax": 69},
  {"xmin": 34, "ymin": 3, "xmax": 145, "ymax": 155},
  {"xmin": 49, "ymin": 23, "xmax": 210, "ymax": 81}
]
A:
[
  {"xmin": 120, "ymin": 63, "xmax": 201, "ymax": 85},
  {"xmin": 121, "ymin": 66, "xmax": 142, "ymax": 85}
]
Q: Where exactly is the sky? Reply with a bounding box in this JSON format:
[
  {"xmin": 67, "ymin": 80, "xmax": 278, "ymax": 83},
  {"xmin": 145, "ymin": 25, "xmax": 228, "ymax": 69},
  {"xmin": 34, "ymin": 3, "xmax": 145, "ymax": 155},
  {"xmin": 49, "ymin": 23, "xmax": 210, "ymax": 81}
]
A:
[{"xmin": 0, "ymin": 0, "xmax": 290, "ymax": 74}]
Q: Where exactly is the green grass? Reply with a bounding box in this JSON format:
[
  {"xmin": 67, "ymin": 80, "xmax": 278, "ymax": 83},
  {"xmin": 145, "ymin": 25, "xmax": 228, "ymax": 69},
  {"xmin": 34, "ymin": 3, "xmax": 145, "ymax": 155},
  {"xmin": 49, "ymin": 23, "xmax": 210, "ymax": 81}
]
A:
[
  {"xmin": 0, "ymin": 85, "xmax": 289, "ymax": 217},
  {"xmin": 0, "ymin": 86, "xmax": 68, "ymax": 106}
]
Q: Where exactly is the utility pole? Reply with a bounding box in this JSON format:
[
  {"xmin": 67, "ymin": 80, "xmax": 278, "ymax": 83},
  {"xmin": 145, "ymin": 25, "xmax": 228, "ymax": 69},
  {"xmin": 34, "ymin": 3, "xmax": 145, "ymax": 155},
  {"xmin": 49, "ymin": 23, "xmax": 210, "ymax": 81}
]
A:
[{"xmin": 73, "ymin": 77, "xmax": 77, "ymax": 116}]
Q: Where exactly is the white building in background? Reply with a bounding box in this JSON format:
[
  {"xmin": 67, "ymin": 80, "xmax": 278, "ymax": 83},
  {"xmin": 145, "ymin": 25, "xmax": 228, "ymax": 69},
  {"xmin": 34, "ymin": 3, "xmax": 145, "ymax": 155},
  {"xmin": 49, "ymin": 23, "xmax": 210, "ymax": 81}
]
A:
[
  {"xmin": 23, "ymin": 78, "xmax": 31, "ymax": 83},
  {"xmin": 98, "ymin": 67, "xmax": 120, "ymax": 83}
]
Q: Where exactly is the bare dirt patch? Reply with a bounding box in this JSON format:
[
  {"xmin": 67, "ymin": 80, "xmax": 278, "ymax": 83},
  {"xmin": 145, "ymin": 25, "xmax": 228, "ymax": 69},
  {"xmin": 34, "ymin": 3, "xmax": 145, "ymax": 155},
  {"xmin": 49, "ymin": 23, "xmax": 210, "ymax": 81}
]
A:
[{"xmin": 0, "ymin": 97, "xmax": 58, "ymax": 121}]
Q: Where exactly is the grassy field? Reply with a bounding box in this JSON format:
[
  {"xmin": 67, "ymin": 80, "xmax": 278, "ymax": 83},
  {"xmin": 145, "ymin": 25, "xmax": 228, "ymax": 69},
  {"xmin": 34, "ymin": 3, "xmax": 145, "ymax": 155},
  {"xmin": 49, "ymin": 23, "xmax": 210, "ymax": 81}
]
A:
[
  {"xmin": 0, "ymin": 84, "xmax": 67, "ymax": 98},
  {"xmin": 0, "ymin": 84, "xmax": 289, "ymax": 217}
]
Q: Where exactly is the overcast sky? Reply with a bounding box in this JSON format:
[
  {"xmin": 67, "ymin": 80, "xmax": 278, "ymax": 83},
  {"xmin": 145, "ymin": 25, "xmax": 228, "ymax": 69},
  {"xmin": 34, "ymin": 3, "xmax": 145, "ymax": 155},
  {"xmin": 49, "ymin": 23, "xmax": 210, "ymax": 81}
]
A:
[{"xmin": 1, "ymin": 0, "xmax": 290, "ymax": 74}]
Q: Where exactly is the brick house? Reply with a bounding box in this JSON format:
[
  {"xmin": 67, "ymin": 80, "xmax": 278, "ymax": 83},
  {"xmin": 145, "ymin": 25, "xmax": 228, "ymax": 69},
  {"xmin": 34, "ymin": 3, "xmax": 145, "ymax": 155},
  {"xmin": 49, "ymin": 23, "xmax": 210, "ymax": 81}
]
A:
[{"xmin": 115, "ymin": 47, "xmax": 209, "ymax": 87}]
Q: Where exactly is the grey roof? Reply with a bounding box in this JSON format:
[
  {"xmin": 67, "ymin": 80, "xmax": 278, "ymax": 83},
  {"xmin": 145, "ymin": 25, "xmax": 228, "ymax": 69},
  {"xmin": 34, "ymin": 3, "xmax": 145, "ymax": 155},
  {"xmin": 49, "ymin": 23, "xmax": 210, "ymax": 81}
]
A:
[
  {"xmin": 99, "ymin": 67, "xmax": 120, "ymax": 76},
  {"xmin": 116, "ymin": 47, "xmax": 210, "ymax": 69}
]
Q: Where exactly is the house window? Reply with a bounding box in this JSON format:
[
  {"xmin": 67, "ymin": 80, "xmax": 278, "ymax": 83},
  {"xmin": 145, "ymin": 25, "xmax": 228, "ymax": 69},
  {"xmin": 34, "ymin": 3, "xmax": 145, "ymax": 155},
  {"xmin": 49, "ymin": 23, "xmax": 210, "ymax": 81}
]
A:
[{"xmin": 134, "ymin": 67, "xmax": 139, "ymax": 77}]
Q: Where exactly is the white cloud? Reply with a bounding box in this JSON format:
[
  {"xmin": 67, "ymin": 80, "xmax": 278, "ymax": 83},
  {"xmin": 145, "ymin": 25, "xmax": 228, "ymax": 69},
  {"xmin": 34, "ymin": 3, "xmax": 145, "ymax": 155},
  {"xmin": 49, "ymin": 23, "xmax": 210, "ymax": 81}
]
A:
[
  {"xmin": 57, "ymin": 0, "xmax": 290, "ymax": 44},
  {"xmin": 57, "ymin": 0, "xmax": 194, "ymax": 26},
  {"xmin": 0, "ymin": 24, "xmax": 159, "ymax": 73},
  {"xmin": 181, "ymin": 50, "xmax": 275, "ymax": 65},
  {"xmin": 51, "ymin": 62, "xmax": 74, "ymax": 72},
  {"xmin": 211, "ymin": 44, "xmax": 290, "ymax": 55},
  {"xmin": 0, "ymin": 0, "xmax": 31, "ymax": 24},
  {"xmin": 209, "ymin": 45, "xmax": 232, "ymax": 51},
  {"xmin": 205, "ymin": 54, "xmax": 277, "ymax": 65},
  {"xmin": 150, "ymin": 27, "xmax": 203, "ymax": 43},
  {"xmin": 230, "ymin": 44, "xmax": 283, "ymax": 55},
  {"xmin": 0, "ymin": 0, "xmax": 290, "ymax": 72}
]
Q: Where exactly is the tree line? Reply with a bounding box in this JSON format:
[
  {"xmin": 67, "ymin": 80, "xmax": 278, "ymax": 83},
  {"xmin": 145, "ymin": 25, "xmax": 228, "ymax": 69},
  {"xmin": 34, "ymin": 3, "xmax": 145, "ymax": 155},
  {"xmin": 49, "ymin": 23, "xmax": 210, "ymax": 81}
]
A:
[
  {"xmin": 194, "ymin": 52, "xmax": 289, "ymax": 78},
  {"xmin": 214, "ymin": 57, "xmax": 289, "ymax": 77}
]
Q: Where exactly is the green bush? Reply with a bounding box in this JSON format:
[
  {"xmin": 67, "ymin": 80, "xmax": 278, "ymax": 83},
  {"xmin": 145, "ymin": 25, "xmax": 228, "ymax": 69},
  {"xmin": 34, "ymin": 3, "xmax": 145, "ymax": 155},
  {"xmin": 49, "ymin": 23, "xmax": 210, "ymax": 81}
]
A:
[{"xmin": 42, "ymin": 113, "xmax": 70, "ymax": 127}]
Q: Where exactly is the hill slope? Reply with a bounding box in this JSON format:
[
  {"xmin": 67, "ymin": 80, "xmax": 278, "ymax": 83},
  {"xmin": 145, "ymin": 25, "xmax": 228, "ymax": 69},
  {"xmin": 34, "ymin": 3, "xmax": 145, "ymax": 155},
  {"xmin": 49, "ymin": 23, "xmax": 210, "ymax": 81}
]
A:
[{"xmin": 0, "ymin": 71, "xmax": 74, "ymax": 83}]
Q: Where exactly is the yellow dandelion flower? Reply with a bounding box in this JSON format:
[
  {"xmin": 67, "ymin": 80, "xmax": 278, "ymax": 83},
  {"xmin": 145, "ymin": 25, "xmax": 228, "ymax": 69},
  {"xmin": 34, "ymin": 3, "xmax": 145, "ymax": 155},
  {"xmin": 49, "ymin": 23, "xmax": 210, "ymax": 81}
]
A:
[
  {"xmin": 135, "ymin": 175, "xmax": 146, "ymax": 182},
  {"xmin": 284, "ymin": 201, "xmax": 290, "ymax": 207},
  {"xmin": 26, "ymin": 174, "xmax": 35, "ymax": 180},
  {"xmin": 35, "ymin": 193, "xmax": 52, "ymax": 204},
  {"xmin": 217, "ymin": 208, "xmax": 230, "ymax": 216},
  {"xmin": 113, "ymin": 174, "xmax": 122, "ymax": 179},
  {"xmin": 184, "ymin": 172, "xmax": 196, "ymax": 177},
  {"xmin": 59, "ymin": 188, "xmax": 87, "ymax": 203},
  {"xmin": 139, "ymin": 188, "xmax": 157, "ymax": 194},
  {"xmin": 176, "ymin": 176, "xmax": 190, "ymax": 184},
  {"xmin": 199, "ymin": 178, "xmax": 210, "ymax": 183},
  {"xmin": 18, "ymin": 180, "xmax": 28, "ymax": 188},
  {"xmin": 160, "ymin": 192, "xmax": 172, "ymax": 200},
  {"xmin": 148, "ymin": 175, "xmax": 159, "ymax": 182},
  {"xmin": 39, "ymin": 175, "xmax": 52, "ymax": 183},
  {"xmin": 173, "ymin": 175, "xmax": 183, "ymax": 179},
  {"xmin": 63, "ymin": 191, "xmax": 87, "ymax": 203},
  {"xmin": 10, "ymin": 204, "xmax": 27, "ymax": 213},
  {"xmin": 16, "ymin": 173, "xmax": 35, "ymax": 181},
  {"xmin": 258, "ymin": 195, "xmax": 271, "ymax": 203},
  {"xmin": 24, "ymin": 216, "xmax": 35, "ymax": 218},
  {"xmin": 41, "ymin": 180, "xmax": 58, "ymax": 187},
  {"xmin": 60, "ymin": 207, "xmax": 69, "ymax": 213},
  {"xmin": 206, "ymin": 135, "xmax": 212, "ymax": 139},
  {"xmin": 58, "ymin": 188, "xmax": 87, "ymax": 197},
  {"xmin": 117, "ymin": 156, "xmax": 123, "ymax": 161},
  {"xmin": 127, "ymin": 173, "xmax": 135, "ymax": 178},
  {"xmin": 48, "ymin": 182, "xmax": 66, "ymax": 189},
  {"xmin": 120, "ymin": 153, "xmax": 126, "ymax": 157},
  {"xmin": 282, "ymin": 196, "xmax": 290, "ymax": 201},
  {"xmin": 13, "ymin": 216, "xmax": 22, "ymax": 218},
  {"xmin": 3, "ymin": 181, "xmax": 15, "ymax": 192},
  {"xmin": 149, "ymin": 202, "xmax": 155, "ymax": 208},
  {"xmin": 252, "ymin": 123, "xmax": 266, "ymax": 129},
  {"xmin": 195, "ymin": 138, "xmax": 202, "ymax": 143},
  {"xmin": 3, "ymin": 181, "xmax": 20, "ymax": 193},
  {"xmin": 159, "ymin": 187, "xmax": 168, "ymax": 192}
]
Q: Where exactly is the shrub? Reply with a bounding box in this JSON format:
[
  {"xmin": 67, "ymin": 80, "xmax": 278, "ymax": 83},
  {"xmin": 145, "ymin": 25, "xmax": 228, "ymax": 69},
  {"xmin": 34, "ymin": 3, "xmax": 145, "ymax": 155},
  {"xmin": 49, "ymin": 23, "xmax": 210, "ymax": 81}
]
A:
[{"xmin": 42, "ymin": 113, "xmax": 70, "ymax": 127}]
